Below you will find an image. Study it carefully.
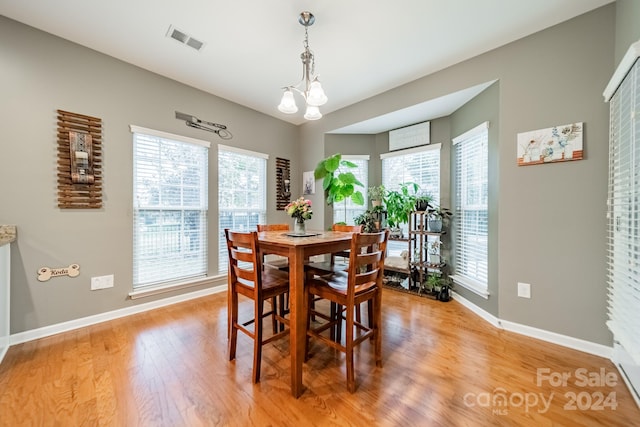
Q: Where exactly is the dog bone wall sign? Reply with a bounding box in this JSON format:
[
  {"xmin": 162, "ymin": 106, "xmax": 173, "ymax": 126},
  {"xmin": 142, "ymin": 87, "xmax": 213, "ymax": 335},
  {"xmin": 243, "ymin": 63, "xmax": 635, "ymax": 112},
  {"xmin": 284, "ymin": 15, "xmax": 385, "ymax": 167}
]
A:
[{"xmin": 37, "ymin": 264, "xmax": 80, "ymax": 282}]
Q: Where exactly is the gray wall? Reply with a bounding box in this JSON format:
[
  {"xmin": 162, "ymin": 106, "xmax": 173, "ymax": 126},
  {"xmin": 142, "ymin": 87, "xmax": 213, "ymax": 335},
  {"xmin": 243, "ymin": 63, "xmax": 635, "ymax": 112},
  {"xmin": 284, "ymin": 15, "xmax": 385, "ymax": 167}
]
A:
[
  {"xmin": 615, "ymin": 0, "xmax": 640, "ymax": 64},
  {"xmin": 0, "ymin": 16, "xmax": 298, "ymax": 333},
  {"xmin": 300, "ymin": 4, "xmax": 618, "ymax": 345}
]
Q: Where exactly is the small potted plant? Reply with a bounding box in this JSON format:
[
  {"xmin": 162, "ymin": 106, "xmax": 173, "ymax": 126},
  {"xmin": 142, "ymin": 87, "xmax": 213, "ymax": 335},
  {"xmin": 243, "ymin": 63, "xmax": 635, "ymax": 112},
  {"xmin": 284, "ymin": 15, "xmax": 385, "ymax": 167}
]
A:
[
  {"xmin": 354, "ymin": 209, "xmax": 378, "ymax": 233},
  {"xmin": 367, "ymin": 185, "xmax": 386, "ymax": 207},
  {"xmin": 423, "ymin": 273, "xmax": 444, "ymax": 294},
  {"xmin": 426, "ymin": 205, "xmax": 452, "ymax": 232},
  {"xmin": 415, "ymin": 191, "xmax": 433, "ymax": 211},
  {"xmin": 427, "ymin": 239, "xmax": 441, "ymax": 265}
]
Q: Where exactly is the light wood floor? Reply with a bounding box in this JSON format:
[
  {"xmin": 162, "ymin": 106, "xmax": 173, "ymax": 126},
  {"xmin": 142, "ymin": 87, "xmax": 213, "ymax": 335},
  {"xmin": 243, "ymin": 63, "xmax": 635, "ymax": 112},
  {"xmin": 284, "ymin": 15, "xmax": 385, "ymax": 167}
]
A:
[{"xmin": 1, "ymin": 289, "xmax": 638, "ymax": 426}]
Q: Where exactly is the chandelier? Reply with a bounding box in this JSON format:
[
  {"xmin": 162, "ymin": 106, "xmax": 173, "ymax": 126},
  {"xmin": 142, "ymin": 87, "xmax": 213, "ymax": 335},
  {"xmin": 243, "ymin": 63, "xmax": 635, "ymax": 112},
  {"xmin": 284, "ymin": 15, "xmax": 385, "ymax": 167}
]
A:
[{"xmin": 277, "ymin": 11, "xmax": 328, "ymax": 121}]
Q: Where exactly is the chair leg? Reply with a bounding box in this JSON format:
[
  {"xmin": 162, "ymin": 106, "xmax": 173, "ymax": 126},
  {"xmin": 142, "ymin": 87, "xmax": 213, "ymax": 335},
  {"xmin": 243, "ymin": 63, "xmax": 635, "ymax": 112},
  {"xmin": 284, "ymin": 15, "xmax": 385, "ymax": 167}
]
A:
[
  {"xmin": 271, "ymin": 296, "xmax": 278, "ymax": 335},
  {"xmin": 374, "ymin": 292, "xmax": 382, "ymax": 368},
  {"xmin": 228, "ymin": 289, "xmax": 238, "ymax": 361},
  {"xmin": 253, "ymin": 298, "xmax": 264, "ymax": 383},
  {"xmin": 305, "ymin": 294, "xmax": 313, "ymax": 361},
  {"xmin": 346, "ymin": 304, "xmax": 356, "ymax": 393},
  {"xmin": 278, "ymin": 294, "xmax": 286, "ymax": 332}
]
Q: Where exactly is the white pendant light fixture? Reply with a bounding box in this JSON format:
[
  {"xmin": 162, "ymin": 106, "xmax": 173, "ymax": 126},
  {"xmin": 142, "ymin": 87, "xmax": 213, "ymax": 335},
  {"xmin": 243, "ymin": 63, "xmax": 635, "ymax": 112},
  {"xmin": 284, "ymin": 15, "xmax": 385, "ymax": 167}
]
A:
[{"xmin": 277, "ymin": 11, "xmax": 328, "ymax": 120}]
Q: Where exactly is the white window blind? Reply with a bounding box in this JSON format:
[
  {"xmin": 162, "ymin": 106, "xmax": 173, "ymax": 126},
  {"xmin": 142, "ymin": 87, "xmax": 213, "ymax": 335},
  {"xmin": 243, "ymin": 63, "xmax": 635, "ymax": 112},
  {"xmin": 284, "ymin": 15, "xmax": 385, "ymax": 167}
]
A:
[
  {"xmin": 451, "ymin": 122, "xmax": 489, "ymax": 293},
  {"xmin": 381, "ymin": 144, "xmax": 441, "ymax": 205},
  {"xmin": 131, "ymin": 126, "xmax": 209, "ymax": 289},
  {"xmin": 218, "ymin": 145, "xmax": 267, "ymax": 274},
  {"xmin": 333, "ymin": 155, "xmax": 369, "ymax": 225},
  {"xmin": 606, "ymin": 56, "xmax": 640, "ymax": 366}
]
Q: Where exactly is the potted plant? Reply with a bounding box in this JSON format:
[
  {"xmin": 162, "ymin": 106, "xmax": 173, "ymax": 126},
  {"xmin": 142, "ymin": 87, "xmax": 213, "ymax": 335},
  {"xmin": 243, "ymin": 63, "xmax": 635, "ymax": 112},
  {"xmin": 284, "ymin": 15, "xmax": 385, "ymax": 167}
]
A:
[
  {"xmin": 314, "ymin": 153, "xmax": 365, "ymax": 223},
  {"xmin": 354, "ymin": 209, "xmax": 378, "ymax": 233},
  {"xmin": 370, "ymin": 204, "xmax": 386, "ymax": 230},
  {"xmin": 427, "ymin": 239, "xmax": 441, "ymax": 265},
  {"xmin": 426, "ymin": 205, "xmax": 452, "ymax": 232},
  {"xmin": 385, "ymin": 182, "xmax": 420, "ymax": 233},
  {"xmin": 367, "ymin": 185, "xmax": 386, "ymax": 207},
  {"xmin": 414, "ymin": 191, "xmax": 433, "ymax": 211},
  {"xmin": 423, "ymin": 273, "xmax": 444, "ymax": 293}
]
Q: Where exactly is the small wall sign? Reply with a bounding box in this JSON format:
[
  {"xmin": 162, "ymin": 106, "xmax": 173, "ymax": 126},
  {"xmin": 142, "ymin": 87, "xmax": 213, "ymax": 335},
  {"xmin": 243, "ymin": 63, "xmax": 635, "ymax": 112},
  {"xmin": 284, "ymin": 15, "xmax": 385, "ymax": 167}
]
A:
[{"xmin": 37, "ymin": 264, "xmax": 80, "ymax": 282}]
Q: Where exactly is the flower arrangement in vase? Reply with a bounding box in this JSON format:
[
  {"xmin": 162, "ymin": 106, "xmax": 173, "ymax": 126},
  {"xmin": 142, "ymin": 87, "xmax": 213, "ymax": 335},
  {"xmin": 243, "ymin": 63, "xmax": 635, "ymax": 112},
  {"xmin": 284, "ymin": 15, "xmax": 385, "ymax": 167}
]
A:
[{"xmin": 285, "ymin": 197, "xmax": 313, "ymax": 234}]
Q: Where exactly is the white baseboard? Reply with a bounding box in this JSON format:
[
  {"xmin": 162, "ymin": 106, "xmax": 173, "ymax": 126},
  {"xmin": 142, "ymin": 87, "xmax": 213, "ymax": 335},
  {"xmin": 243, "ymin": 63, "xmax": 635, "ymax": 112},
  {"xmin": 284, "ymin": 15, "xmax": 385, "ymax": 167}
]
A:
[
  {"xmin": 6, "ymin": 286, "xmax": 612, "ymax": 361},
  {"xmin": 451, "ymin": 292, "xmax": 612, "ymax": 359},
  {"xmin": 9, "ymin": 284, "xmax": 227, "ymax": 346}
]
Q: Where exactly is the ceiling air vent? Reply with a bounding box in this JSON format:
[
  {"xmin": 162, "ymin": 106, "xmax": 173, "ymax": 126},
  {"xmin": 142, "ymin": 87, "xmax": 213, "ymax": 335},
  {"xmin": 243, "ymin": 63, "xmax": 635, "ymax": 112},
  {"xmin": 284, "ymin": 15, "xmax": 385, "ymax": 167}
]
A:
[{"xmin": 166, "ymin": 25, "xmax": 205, "ymax": 52}]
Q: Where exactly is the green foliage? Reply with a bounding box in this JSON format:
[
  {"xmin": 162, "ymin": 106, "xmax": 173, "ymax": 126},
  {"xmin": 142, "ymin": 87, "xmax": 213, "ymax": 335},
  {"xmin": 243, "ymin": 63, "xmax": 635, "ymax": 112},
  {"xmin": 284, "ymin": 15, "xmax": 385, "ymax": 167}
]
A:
[
  {"xmin": 367, "ymin": 185, "xmax": 386, "ymax": 201},
  {"xmin": 354, "ymin": 210, "xmax": 378, "ymax": 233},
  {"xmin": 314, "ymin": 154, "xmax": 365, "ymax": 220},
  {"xmin": 385, "ymin": 182, "xmax": 419, "ymax": 228}
]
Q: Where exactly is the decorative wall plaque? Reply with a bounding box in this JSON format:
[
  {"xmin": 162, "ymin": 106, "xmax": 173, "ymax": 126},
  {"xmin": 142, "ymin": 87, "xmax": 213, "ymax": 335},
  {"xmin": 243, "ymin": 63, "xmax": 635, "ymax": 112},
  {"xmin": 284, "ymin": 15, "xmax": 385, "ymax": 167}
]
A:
[
  {"xmin": 276, "ymin": 157, "xmax": 291, "ymax": 210},
  {"xmin": 57, "ymin": 110, "xmax": 103, "ymax": 208}
]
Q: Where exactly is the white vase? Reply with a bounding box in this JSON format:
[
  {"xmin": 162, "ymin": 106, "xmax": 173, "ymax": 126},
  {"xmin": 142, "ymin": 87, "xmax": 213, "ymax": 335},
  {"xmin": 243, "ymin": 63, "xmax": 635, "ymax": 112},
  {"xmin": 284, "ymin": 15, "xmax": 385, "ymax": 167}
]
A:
[{"xmin": 294, "ymin": 220, "xmax": 306, "ymax": 235}]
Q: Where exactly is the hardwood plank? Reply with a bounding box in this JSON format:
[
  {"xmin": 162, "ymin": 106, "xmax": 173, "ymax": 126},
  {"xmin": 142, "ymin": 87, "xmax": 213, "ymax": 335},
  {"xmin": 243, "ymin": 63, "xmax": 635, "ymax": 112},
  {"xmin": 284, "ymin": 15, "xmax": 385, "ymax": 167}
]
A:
[{"xmin": 0, "ymin": 290, "xmax": 638, "ymax": 426}]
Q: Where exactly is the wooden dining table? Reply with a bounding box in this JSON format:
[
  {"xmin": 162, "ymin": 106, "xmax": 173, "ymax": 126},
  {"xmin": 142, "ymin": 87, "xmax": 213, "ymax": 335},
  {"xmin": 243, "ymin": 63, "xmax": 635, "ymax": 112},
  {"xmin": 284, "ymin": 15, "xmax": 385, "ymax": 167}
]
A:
[{"xmin": 257, "ymin": 229, "xmax": 353, "ymax": 398}]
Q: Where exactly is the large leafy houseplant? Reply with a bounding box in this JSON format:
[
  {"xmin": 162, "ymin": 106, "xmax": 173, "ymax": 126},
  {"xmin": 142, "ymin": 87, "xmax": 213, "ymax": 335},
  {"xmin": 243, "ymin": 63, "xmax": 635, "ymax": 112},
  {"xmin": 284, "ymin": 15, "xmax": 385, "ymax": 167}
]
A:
[
  {"xmin": 314, "ymin": 153, "xmax": 365, "ymax": 223},
  {"xmin": 385, "ymin": 182, "xmax": 419, "ymax": 229}
]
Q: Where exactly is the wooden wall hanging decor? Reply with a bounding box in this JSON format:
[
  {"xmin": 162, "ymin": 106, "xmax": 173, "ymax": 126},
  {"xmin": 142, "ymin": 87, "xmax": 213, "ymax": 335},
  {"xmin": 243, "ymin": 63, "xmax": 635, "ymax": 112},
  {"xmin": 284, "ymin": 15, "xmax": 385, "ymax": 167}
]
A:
[
  {"xmin": 276, "ymin": 157, "xmax": 291, "ymax": 210},
  {"xmin": 57, "ymin": 110, "xmax": 103, "ymax": 208}
]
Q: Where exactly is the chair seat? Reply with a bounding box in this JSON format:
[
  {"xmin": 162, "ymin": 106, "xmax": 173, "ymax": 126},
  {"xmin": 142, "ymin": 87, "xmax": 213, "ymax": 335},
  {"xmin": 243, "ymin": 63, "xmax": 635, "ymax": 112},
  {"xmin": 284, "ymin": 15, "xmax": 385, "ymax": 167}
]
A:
[
  {"xmin": 308, "ymin": 271, "xmax": 377, "ymax": 300},
  {"xmin": 264, "ymin": 258, "xmax": 289, "ymax": 271},
  {"xmin": 236, "ymin": 269, "xmax": 289, "ymax": 298},
  {"xmin": 304, "ymin": 260, "xmax": 348, "ymax": 275}
]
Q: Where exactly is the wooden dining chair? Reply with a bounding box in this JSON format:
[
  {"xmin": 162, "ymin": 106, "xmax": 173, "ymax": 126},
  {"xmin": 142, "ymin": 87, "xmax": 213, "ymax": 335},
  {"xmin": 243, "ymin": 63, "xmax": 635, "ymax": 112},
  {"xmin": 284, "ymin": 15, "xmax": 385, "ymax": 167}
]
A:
[
  {"xmin": 305, "ymin": 230, "xmax": 389, "ymax": 392},
  {"xmin": 305, "ymin": 224, "xmax": 366, "ymax": 332},
  {"xmin": 225, "ymin": 229, "xmax": 290, "ymax": 383},
  {"xmin": 256, "ymin": 224, "xmax": 290, "ymax": 271}
]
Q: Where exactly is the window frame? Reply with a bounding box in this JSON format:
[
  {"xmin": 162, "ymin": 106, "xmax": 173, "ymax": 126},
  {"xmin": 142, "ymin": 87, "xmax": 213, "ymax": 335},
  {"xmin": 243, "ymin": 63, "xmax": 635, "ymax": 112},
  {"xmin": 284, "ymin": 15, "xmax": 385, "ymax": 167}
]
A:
[
  {"xmin": 217, "ymin": 144, "xmax": 268, "ymax": 275},
  {"xmin": 130, "ymin": 125, "xmax": 210, "ymax": 294},
  {"xmin": 450, "ymin": 121, "xmax": 489, "ymax": 298}
]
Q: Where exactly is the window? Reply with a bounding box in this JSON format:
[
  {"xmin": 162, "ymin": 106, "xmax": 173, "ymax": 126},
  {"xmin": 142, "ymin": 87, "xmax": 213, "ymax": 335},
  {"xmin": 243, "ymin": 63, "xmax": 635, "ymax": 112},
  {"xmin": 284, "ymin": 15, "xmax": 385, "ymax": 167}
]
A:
[
  {"xmin": 131, "ymin": 126, "xmax": 209, "ymax": 290},
  {"xmin": 451, "ymin": 122, "xmax": 489, "ymax": 296},
  {"xmin": 218, "ymin": 145, "xmax": 267, "ymax": 274},
  {"xmin": 381, "ymin": 144, "xmax": 441, "ymax": 205},
  {"xmin": 332, "ymin": 155, "xmax": 369, "ymax": 225},
  {"xmin": 381, "ymin": 144, "xmax": 440, "ymax": 255}
]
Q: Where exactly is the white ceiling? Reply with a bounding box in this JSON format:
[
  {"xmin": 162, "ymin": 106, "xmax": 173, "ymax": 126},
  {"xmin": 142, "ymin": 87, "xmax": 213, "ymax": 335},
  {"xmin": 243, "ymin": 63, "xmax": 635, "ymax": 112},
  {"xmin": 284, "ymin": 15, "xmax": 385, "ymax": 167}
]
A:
[{"xmin": 0, "ymin": 0, "xmax": 613, "ymax": 132}]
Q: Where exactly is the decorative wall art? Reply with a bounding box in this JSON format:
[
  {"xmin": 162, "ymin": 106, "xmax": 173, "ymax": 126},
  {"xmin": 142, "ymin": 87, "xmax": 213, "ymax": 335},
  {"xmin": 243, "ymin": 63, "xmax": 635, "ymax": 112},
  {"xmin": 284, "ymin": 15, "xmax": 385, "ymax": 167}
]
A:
[
  {"xmin": 37, "ymin": 264, "xmax": 80, "ymax": 282},
  {"xmin": 57, "ymin": 110, "xmax": 103, "ymax": 208},
  {"xmin": 303, "ymin": 171, "xmax": 315, "ymax": 195},
  {"xmin": 517, "ymin": 122, "xmax": 583, "ymax": 166},
  {"xmin": 276, "ymin": 157, "xmax": 291, "ymax": 210}
]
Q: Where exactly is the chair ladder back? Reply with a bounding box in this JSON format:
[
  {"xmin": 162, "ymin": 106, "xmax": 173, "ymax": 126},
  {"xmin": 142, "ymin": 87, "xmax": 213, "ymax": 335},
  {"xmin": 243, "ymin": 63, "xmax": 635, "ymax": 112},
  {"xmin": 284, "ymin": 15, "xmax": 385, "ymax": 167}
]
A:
[
  {"xmin": 346, "ymin": 231, "xmax": 389, "ymax": 298},
  {"xmin": 257, "ymin": 224, "xmax": 289, "ymax": 232},
  {"xmin": 225, "ymin": 229, "xmax": 264, "ymax": 296}
]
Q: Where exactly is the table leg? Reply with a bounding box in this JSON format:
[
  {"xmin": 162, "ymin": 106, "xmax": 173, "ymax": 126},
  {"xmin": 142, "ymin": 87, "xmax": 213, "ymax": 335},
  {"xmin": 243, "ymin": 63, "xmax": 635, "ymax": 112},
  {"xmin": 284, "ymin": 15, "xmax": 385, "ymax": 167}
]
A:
[{"xmin": 289, "ymin": 246, "xmax": 306, "ymax": 398}]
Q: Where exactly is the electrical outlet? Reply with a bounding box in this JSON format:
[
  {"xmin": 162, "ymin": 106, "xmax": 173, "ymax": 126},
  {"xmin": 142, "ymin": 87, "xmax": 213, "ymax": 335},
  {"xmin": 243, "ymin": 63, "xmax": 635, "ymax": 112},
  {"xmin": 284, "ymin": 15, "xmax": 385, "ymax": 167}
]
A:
[
  {"xmin": 517, "ymin": 282, "xmax": 531, "ymax": 298},
  {"xmin": 91, "ymin": 274, "xmax": 114, "ymax": 290}
]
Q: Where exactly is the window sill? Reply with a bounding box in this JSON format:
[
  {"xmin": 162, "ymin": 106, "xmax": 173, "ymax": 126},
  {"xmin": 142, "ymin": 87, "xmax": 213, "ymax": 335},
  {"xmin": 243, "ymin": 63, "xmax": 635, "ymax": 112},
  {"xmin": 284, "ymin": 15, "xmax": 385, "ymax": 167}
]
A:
[
  {"xmin": 129, "ymin": 275, "xmax": 225, "ymax": 300},
  {"xmin": 450, "ymin": 274, "xmax": 490, "ymax": 299}
]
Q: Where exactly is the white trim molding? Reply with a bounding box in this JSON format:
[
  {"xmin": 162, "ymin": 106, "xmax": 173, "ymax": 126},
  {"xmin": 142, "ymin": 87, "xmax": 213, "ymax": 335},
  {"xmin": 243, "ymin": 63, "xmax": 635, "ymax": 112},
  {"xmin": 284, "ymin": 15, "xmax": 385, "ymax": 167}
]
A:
[
  {"xmin": 452, "ymin": 292, "xmax": 612, "ymax": 360},
  {"xmin": 10, "ymin": 282, "xmax": 227, "ymax": 347},
  {"xmin": 603, "ymin": 39, "xmax": 640, "ymax": 102}
]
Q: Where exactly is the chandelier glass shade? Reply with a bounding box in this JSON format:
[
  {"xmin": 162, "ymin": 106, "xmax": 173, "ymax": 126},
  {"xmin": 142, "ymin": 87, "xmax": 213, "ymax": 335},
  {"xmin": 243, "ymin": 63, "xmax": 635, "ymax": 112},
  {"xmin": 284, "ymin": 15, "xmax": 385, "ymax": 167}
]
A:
[{"xmin": 277, "ymin": 11, "xmax": 327, "ymax": 120}]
